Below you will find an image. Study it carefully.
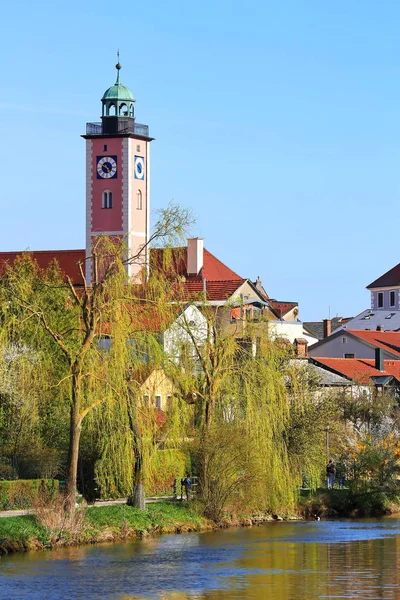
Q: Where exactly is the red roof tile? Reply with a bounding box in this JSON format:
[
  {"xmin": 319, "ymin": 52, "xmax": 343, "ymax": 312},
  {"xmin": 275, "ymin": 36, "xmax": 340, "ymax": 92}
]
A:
[
  {"xmin": 177, "ymin": 279, "xmax": 246, "ymax": 302},
  {"xmin": 313, "ymin": 357, "xmax": 400, "ymax": 384},
  {"xmin": 367, "ymin": 263, "xmax": 400, "ymax": 289},
  {"xmin": 268, "ymin": 300, "xmax": 298, "ymax": 318},
  {"xmin": 151, "ymin": 247, "xmax": 242, "ymax": 282},
  {"xmin": 0, "ymin": 250, "xmax": 86, "ymax": 284},
  {"xmin": 347, "ymin": 330, "xmax": 400, "ymax": 357}
]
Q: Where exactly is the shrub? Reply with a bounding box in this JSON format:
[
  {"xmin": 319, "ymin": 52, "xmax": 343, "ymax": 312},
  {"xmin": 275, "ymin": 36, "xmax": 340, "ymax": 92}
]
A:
[
  {"xmin": 147, "ymin": 449, "xmax": 189, "ymax": 495},
  {"xmin": 33, "ymin": 491, "xmax": 85, "ymax": 545},
  {"xmin": 0, "ymin": 479, "xmax": 59, "ymax": 510}
]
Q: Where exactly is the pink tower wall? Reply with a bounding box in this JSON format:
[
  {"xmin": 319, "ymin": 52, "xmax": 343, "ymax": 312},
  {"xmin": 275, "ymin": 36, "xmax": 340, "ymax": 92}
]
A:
[{"xmin": 85, "ymin": 135, "xmax": 150, "ymax": 282}]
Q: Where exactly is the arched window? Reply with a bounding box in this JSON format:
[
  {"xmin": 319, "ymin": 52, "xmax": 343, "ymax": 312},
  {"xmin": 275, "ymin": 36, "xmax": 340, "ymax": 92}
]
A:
[
  {"xmin": 119, "ymin": 103, "xmax": 128, "ymax": 116},
  {"xmin": 136, "ymin": 189, "xmax": 142, "ymax": 210},
  {"xmin": 109, "ymin": 104, "xmax": 116, "ymax": 116},
  {"xmin": 102, "ymin": 190, "xmax": 112, "ymax": 209}
]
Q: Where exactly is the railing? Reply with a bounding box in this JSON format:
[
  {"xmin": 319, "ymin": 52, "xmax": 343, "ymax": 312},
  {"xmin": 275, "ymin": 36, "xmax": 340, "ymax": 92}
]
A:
[{"xmin": 86, "ymin": 121, "xmax": 150, "ymax": 137}]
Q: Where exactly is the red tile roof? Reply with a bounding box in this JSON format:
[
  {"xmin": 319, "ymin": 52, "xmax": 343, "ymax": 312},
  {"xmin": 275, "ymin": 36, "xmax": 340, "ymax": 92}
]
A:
[
  {"xmin": 312, "ymin": 357, "xmax": 400, "ymax": 384},
  {"xmin": 0, "ymin": 246, "xmax": 246, "ymax": 303},
  {"xmin": 151, "ymin": 247, "xmax": 242, "ymax": 282},
  {"xmin": 180, "ymin": 279, "xmax": 246, "ymax": 301},
  {"xmin": 268, "ymin": 300, "xmax": 298, "ymax": 318},
  {"xmin": 367, "ymin": 263, "xmax": 400, "ymax": 289},
  {"xmin": 347, "ymin": 330, "xmax": 400, "ymax": 357},
  {"xmin": 0, "ymin": 250, "xmax": 86, "ymax": 285}
]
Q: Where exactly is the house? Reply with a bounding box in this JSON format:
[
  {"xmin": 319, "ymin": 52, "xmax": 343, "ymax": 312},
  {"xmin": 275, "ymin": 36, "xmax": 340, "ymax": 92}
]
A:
[
  {"xmin": 329, "ymin": 262, "xmax": 400, "ymax": 333},
  {"xmin": 303, "ymin": 317, "xmax": 352, "ymax": 341},
  {"xmin": 288, "ymin": 358, "xmax": 353, "ymax": 392},
  {"xmin": 0, "ymin": 238, "xmax": 312, "ymax": 348},
  {"xmin": 138, "ymin": 368, "xmax": 175, "ymax": 412},
  {"xmin": 310, "ymin": 351, "xmax": 400, "ymax": 394},
  {"xmin": 308, "ymin": 329, "xmax": 400, "ymax": 360}
]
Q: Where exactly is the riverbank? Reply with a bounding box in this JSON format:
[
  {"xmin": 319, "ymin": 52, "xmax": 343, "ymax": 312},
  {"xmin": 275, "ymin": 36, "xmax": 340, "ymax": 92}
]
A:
[
  {"xmin": 299, "ymin": 488, "xmax": 400, "ymax": 519},
  {"xmin": 0, "ymin": 501, "xmax": 278, "ymax": 556}
]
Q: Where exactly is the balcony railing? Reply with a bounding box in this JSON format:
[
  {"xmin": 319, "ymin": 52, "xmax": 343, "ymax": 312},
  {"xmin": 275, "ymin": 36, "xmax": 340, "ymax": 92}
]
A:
[{"xmin": 86, "ymin": 121, "xmax": 150, "ymax": 137}]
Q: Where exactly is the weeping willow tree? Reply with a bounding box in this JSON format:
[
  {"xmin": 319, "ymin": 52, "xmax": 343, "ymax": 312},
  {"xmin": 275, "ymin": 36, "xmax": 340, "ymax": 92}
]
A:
[
  {"xmin": 165, "ymin": 299, "xmax": 333, "ymax": 519},
  {"xmin": 0, "ymin": 204, "xmax": 193, "ymax": 512},
  {"xmin": 84, "ymin": 259, "xmax": 195, "ymax": 509}
]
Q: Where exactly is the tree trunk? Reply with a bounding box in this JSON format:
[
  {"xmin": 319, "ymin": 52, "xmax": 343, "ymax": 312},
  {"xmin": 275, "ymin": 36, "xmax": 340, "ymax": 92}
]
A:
[
  {"xmin": 126, "ymin": 393, "xmax": 146, "ymax": 510},
  {"xmin": 127, "ymin": 449, "xmax": 145, "ymax": 510},
  {"xmin": 65, "ymin": 373, "xmax": 82, "ymax": 512}
]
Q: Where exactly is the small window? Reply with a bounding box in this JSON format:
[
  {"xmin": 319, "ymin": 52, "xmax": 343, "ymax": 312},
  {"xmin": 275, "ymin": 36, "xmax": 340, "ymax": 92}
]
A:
[
  {"xmin": 344, "ymin": 353, "xmax": 355, "ymax": 359},
  {"xmin": 342, "ymin": 337, "xmax": 347, "ymax": 344},
  {"xmin": 390, "ymin": 291, "xmax": 396, "ymax": 307},
  {"xmin": 136, "ymin": 144, "xmax": 141, "ymax": 152},
  {"xmin": 155, "ymin": 395, "xmax": 162, "ymax": 409},
  {"xmin": 102, "ymin": 190, "xmax": 112, "ymax": 209},
  {"xmin": 378, "ymin": 292, "xmax": 384, "ymax": 308},
  {"xmin": 167, "ymin": 394, "xmax": 173, "ymax": 410},
  {"xmin": 143, "ymin": 394, "xmax": 150, "ymax": 407},
  {"xmin": 103, "ymin": 144, "xmax": 108, "ymax": 151},
  {"xmin": 136, "ymin": 189, "xmax": 142, "ymax": 210}
]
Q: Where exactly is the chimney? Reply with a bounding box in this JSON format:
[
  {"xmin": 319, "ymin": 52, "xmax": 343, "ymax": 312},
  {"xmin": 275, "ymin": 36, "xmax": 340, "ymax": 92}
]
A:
[
  {"xmin": 187, "ymin": 238, "xmax": 204, "ymax": 276},
  {"xmin": 323, "ymin": 319, "xmax": 332, "ymax": 338},
  {"xmin": 294, "ymin": 338, "xmax": 308, "ymax": 357},
  {"xmin": 375, "ymin": 347, "xmax": 384, "ymax": 371},
  {"xmin": 376, "ymin": 325, "xmax": 384, "ymax": 332}
]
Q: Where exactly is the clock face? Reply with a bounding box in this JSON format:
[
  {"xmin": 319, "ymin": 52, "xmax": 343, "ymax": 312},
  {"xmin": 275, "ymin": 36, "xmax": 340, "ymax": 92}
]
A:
[
  {"xmin": 134, "ymin": 156, "xmax": 145, "ymax": 180},
  {"xmin": 96, "ymin": 156, "xmax": 118, "ymax": 179}
]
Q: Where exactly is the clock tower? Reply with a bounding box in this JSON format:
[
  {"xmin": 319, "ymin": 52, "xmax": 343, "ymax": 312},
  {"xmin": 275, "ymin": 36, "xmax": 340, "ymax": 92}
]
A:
[{"xmin": 82, "ymin": 59, "xmax": 153, "ymax": 283}]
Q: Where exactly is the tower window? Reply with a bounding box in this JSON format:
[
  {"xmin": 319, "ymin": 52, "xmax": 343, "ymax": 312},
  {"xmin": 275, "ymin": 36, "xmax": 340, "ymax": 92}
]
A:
[
  {"xmin": 137, "ymin": 189, "xmax": 142, "ymax": 210},
  {"xmin": 390, "ymin": 291, "xmax": 396, "ymax": 307},
  {"xmin": 378, "ymin": 292, "xmax": 384, "ymax": 308},
  {"xmin": 102, "ymin": 190, "xmax": 113, "ymax": 209},
  {"xmin": 103, "ymin": 144, "xmax": 107, "ymax": 152}
]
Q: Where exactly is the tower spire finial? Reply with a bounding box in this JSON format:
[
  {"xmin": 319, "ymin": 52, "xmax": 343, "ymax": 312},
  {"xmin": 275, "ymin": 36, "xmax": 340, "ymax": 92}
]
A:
[{"xmin": 115, "ymin": 49, "xmax": 122, "ymax": 84}]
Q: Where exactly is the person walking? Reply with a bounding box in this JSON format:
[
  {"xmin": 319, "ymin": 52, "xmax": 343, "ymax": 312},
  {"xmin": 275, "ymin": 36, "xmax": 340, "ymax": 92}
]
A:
[
  {"xmin": 336, "ymin": 459, "xmax": 346, "ymax": 489},
  {"xmin": 326, "ymin": 459, "xmax": 335, "ymax": 489},
  {"xmin": 183, "ymin": 474, "xmax": 192, "ymax": 501}
]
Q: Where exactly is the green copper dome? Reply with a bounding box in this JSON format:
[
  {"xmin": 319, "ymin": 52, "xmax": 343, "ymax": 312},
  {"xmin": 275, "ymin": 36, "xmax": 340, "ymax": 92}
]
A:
[
  {"xmin": 101, "ymin": 59, "xmax": 136, "ymax": 119},
  {"xmin": 102, "ymin": 83, "xmax": 135, "ymax": 102}
]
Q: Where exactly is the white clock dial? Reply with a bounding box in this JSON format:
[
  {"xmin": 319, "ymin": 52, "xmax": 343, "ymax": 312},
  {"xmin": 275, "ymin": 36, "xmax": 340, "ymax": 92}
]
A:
[
  {"xmin": 97, "ymin": 156, "xmax": 117, "ymax": 179},
  {"xmin": 134, "ymin": 156, "xmax": 145, "ymax": 180}
]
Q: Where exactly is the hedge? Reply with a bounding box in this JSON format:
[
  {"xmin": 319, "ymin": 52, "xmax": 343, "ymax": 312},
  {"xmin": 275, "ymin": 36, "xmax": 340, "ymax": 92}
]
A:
[{"xmin": 0, "ymin": 479, "xmax": 59, "ymax": 511}]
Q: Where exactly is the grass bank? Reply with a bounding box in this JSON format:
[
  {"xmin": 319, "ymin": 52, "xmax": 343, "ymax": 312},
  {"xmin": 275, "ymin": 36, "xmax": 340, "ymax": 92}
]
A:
[
  {"xmin": 0, "ymin": 501, "xmax": 276, "ymax": 556},
  {"xmin": 299, "ymin": 488, "xmax": 400, "ymax": 519}
]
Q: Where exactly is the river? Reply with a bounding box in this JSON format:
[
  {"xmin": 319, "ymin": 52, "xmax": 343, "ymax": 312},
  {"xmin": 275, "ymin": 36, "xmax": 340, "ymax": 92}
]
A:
[{"xmin": 2, "ymin": 518, "xmax": 400, "ymax": 599}]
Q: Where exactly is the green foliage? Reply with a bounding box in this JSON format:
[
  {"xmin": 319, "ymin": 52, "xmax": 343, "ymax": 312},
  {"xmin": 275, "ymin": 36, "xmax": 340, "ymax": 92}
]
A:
[
  {"xmin": 0, "ymin": 479, "xmax": 59, "ymax": 510},
  {"xmin": 148, "ymin": 449, "xmax": 189, "ymax": 495},
  {"xmin": 347, "ymin": 429, "xmax": 400, "ymax": 490},
  {"xmin": 85, "ymin": 501, "xmax": 205, "ymax": 531}
]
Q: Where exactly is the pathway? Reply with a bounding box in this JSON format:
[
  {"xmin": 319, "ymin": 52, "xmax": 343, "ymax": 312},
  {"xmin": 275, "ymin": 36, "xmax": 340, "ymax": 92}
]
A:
[{"xmin": 0, "ymin": 496, "xmax": 174, "ymax": 518}]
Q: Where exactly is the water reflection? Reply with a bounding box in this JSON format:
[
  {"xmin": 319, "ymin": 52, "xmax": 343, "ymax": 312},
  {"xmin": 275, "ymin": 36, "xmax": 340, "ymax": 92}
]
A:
[{"xmin": 2, "ymin": 519, "xmax": 400, "ymax": 599}]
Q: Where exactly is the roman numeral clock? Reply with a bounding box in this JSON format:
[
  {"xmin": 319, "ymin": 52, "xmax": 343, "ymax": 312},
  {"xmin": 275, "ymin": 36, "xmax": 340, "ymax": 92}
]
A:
[
  {"xmin": 96, "ymin": 156, "xmax": 118, "ymax": 179},
  {"xmin": 82, "ymin": 59, "xmax": 154, "ymax": 283}
]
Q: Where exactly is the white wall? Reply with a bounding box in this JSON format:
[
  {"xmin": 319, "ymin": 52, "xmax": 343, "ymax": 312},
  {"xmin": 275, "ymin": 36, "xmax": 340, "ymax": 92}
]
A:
[
  {"xmin": 163, "ymin": 304, "xmax": 208, "ymax": 360},
  {"xmin": 268, "ymin": 321, "xmax": 318, "ymax": 346}
]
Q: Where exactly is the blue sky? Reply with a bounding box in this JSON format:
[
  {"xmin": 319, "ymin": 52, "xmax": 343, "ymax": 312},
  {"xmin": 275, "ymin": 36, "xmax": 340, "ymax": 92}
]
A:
[{"xmin": 1, "ymin": 0, "xmax": 400, "ymax": 321}]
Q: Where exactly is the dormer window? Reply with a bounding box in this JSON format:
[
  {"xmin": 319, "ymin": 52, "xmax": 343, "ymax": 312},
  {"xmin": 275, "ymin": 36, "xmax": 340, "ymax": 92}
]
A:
[
  {"xmin": 102, "ymin": 190, "xmax": 112, "ymax": 209},
  {"xmin": 390, "ymin": 291, "xmax": 396, "ymax": 307},
  {"xmin": 378, "ymin": 292, "xmax": 384, "ymax": 308}
]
